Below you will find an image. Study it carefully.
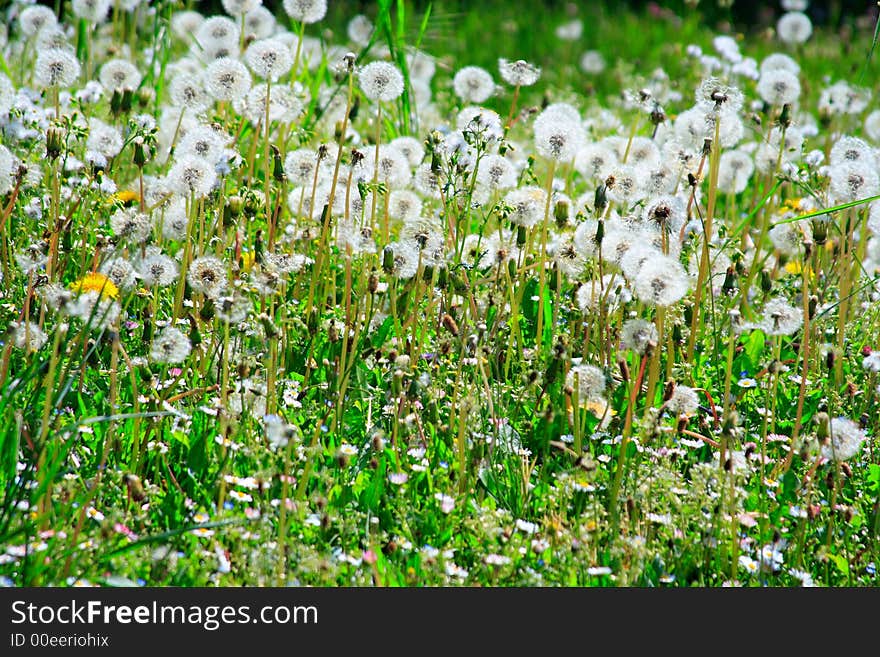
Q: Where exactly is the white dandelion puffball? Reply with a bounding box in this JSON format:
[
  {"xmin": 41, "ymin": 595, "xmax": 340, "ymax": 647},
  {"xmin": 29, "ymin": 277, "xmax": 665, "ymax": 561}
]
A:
[
  {"xmin": 358, "ymin": 61, "xmax": 405, "ymax": 102},
  {"xmin": 498, "ymin": 58, "xmax": 541, "ymax": 87},
  {"xmin": 756, "ymin": 69, "xmax": 801, "ymax": 106},
  {"xmin": 244, "ymin": 38, "xmax": 293, "ymax": 81},
  {"xmin": 34, "ymin": 48, "xmax": 81, "ymax": 88},
  {"xmin": 150, "ymin": 327, "xmax": 192, "ymax": 365},
  {"xmin": 283, "ymin": 0, "xmax": 328, "ymax": 24},
  {"xmin": 453, "ymin": 66, "xmax": 495, "ymax": 103},
  {"xmin": 777, "ymin": 12, "xmax": 812, "ymax": 44},
  {"xmin": 821, "ymin": 417, "xmax": 867, "ymax": 462},
  {"xmin": 99, "ymin": 59, "xmax": 143, "ymax": 93},
  {"xmin": 72, "ymin": 0, "xmax": 112, "ymax": 23},
  {"xmin": 205, "ymin": 57, "xmax": 252, "ymax": 102}
]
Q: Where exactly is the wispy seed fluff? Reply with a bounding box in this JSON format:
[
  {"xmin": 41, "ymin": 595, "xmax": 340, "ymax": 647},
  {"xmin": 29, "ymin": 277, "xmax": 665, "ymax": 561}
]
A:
[
  {"xmin": 384, "ymin": 241, "xmax": 420, "ymax": 279},
  {"xmin": 477, "ymin": 154, "xmax": 517, "ymax": 191},
  {"xmin": 109, "ymin": 207, "xmax": 152, "ymax": 243},
  {"xmin": 347, "ymin": 15, "xmax": 374, "ymax": 47},
  {"xmin": 504, "ymin": 186, "xmax": 546, "ymax": 228},
  {"xmin": 99, "ymin": 59, "xmax": 142, "ymax": 93},
  {"xmin": 565, "ymin": 364, "xmax": 607, "ymax": 402},
  {"xmin": 221, "ymin": 0, "xmax": 262, "ymax": 17},
  {"xmin": 11, "ymin": 321, "xmax": 48, "ymax": 352},
  {"xmin": 168, "ymin": 74, "xmax": 210, "ymax": 112},
  {"xmin": 150, "ymin": 326, "xmax": 192, "ymax": 365},
  {"xmin": 71, "ymin": 0, "xmax": 112, "ymax": 23},
  {"xmin": 452, "ymin": 66, "xmax": 495, "ymax": 104},
  {"xmin": 18, "ymin": 6, "xmax": 58, "ymax": 37},
  {"xmin": 498, "ymin": 58, "xmax": 541, "ymax": 86},
  {"xmin": 171, "ymin": 11, "xmax": 204, "ymax": 40},
  {"xmin": 196, "ymin": 16, "xmax": 240, "ymax": 51},
  {"xmin": 244, "ymin": 7, "xmax": 277, "ymax": 40},
  {"xmin": 34, "ymin": 48, "xmax": 81, "ymax": 88},
  {"xmin": 829, "ymin": 136, "xmax": 875, "ymax": 168},
  {"xmin": 358, "ymin": 61, "xmax": 405, "ymax": 102},
  {"xmin": 756, "ymin": 69, "xmax": 800, "ymax": 106},
  {"xmin": 760, "ymin": 52, "xmax": 800, "ymax": 76},
  {"xmin": 86, "ymin": 119, "xmax": 123, "ymax": 158},
  {"xmin": 717, "ymin": 149, "xmax": 755, "ymax": 195},
  {"xmin": 283, "ymin": 0, "xmax": 328, "ymax": 24},
  {"xmin": 534, "ymin": 111, "xmax": 584, "ymax": 163},
  {"xmin": 138, "ymin": 250, "xmax": 179, "ymax": 287},
  {"xmin": 667, "ymin": 385, "xmax": 700, "ymax": 417},
  {"xmin": 0, "ymin": 74, "xmax": 13, "ymax": 117},
  {"xmin": 187, "ymin": 256, "xmax": 228, "ymax": 299},
  {"xmin": 632, "ymin": 254, "xmax": 690, "ymax": 306},
  {"xmin": 620, "ymin": 318, "xmax": 658, "ymax": 355},
  {"xmin": 821, "ymin": 417, "xmax": 867, "ymax": 462},
  {"xmin": 244, "ymin": 38, "xmax": 293, "ymax": 81},
  {"xmin": 205, "ymin": 57, "xmax": 252, "ymax": 102},
  {"xmin": 829, "ymin": 161, "xmax": 880, "ymax": 204},
  {"xmin": 777, "ymin": 11, "xmax": 812, "ymax": 45},
  {"xmin": 759, "ymin": 297, "xmax": 803, "ymax": 336},
  {"xmin": 168, "ymin": 155, "xmax": 218, "ymax": 199}
]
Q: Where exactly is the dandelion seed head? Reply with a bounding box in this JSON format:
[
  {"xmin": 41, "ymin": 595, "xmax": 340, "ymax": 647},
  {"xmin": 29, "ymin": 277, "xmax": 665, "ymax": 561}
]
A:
[
  {"xmin": 221, "ymin": 0, "xmax": 261, "ymax": 17},
  {"xmin": 19, "ymin": 6, "xmax": 58, "ymax": 37},
  {"xmin": 633, "ymin": 255, "xmax": 690, "ymax": 306},
  {"xmin": 534, "ymin": 116, "xmax": 583, "ymax": 163},
  {"xmin": 347, "ymin": 15, "xmax": 373, "ymax": 47},
  {"xmin": 385, "ymin": 241, "xmax": 420, "ymax": 279},
  {"xmin": 283, "ymin": 0, "xmax": 327, "ymax": 24},
  {"xmin": 205, "ymin": 57, "xmax": 252, "ymax": 102},
  {"xmin": 829, "ymin": 136, "xmax": 875, "ymax": 169},
  {"xmin": 99, "ymin": 257, "xmax": 137, "ymax": 291},
  {"xmin": 388, "ymin": 190, "xmax": 423, "ymax": 223},
  {"xmin": 196, "ymin": 15, "xmax": 240, "ymax": 50},
  {"xmin": 818, "ymin": 80, "xmax": 870, "ymax": 116},
  {"xmin": 150, "ymin": 326, "xmax": 192, "ymax": 365},
  {"xmin": 187, "ymin": 256, "xmax": 228, "ymax": 298},
  {"xmin": 168, "ymin": 154, "xmax": 218, "ymax": 199},
  {"xmin": 777, "ymin": 11, "xmax": 812, "ymax": 44},
  {"xmin": 99, "ymin": 59, "xmax": 142, "ymax": 93},
  {"xmin": 34, "ymin": 48, "xmax": 81, "ymax": 88},
  {"xmin": 358, "ymin": 61, "xmax": 405, "ymax": 102},
  {"xmin": 477, "ymin": 154, "xmax": 517, "ymax": 191},
  {"xmin": 717, "ymin": 149, "xmax": 755, "ymax": 195},
  {"xmin": 457, "ymin": 106, "xmax": 504, "ymax": 144},
  {"xmin": 177, "ymin": 124, "xmax": 229, "ymax": 166},
  {"xmin": 566, "ymin": 364, "xmax": 607, "ymax": 402},
  {"xmin": 71, "ymin": 0, "xmax": 112, "ymax": 23},
  {"xmin": 760, "ymin": 52, "xmax": 800, "ymax": 77},
  {"xmin": 498, "ymin": 58, "xmax": 541, "ymax": 86},
  {"xmin": 760, "ymin": 297, "xmax": 804, "ymax": 336},
  {"xmin": 138, "ymin": 250, "xmax": 179, "ymax": 287},
  {"xmin": 829, "ymin": 161, "xmax": 879, "ymax": 204},
  {"xmin": 821, "ymin": 417, "xmax": 867, "ymax": 462},
  {"xmin": 574, "ymin": 142, "xmax": 617, "ymax": 182},
  {"xmin": 10, "ymin": 321, "xmax": 48, "ymax": 352},
  {"xmin": 757, "ymin": 68, "xmax": 801, "ymax": 106},
  {"xmin": 244, "ymin": 38, "xmax": 293, "ymax": 81},
  {"xmin": 504, "ymin": 186, "xmax": 546, "ymax": 228},
  {"xmin": 667, "ymin": 385, "xmax": 700, "ymax": 416},
  {"xmin": 621, "ymin": 318, "xmax": 658, "ymax": 355},
  {"xmin": 244, "ymin": 6, "xmax": 276, "ymax": 39},
  {"xmin": 452, "ymin": 65, "xmax": 495, "ymax": 103}
]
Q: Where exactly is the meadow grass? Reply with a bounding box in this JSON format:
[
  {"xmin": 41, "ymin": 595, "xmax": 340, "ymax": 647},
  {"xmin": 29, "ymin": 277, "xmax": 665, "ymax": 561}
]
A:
[{"xmin": 0, "ymin": 0, "xmax": 879, "ymax": 587}]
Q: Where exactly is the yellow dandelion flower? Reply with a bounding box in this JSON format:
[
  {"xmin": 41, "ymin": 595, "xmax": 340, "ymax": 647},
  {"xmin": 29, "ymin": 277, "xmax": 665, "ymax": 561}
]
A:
[
  {"xmin": 781, "ymin": 197, "xmax": 803, "ymax": 212},
  {"xmin": 239, "ymin": 251, "xmax": 255, "ymax": 272},
  {"xmin": 69, "ymin": 273, "xmax": 119, "ymax": 300},
  {"xmin": 108, "ymin": 190, "xmax": 140, "ymax": 206}
]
